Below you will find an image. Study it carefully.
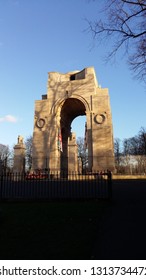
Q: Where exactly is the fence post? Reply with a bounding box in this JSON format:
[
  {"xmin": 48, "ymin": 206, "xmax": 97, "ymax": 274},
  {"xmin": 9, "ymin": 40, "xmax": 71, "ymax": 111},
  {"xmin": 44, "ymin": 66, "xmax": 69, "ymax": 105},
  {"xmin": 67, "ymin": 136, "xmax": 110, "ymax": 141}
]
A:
[{"xmin": 107, "ymin": 170, "xmax": 112, "ymax": 200}]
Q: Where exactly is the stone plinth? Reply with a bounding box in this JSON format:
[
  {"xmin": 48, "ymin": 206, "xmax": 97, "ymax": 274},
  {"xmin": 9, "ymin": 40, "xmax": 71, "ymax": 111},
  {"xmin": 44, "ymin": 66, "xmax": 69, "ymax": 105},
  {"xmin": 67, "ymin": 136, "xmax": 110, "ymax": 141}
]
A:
[{"xmin": 13, "ymin": 136, "xmax": 25, "ymax": 173}]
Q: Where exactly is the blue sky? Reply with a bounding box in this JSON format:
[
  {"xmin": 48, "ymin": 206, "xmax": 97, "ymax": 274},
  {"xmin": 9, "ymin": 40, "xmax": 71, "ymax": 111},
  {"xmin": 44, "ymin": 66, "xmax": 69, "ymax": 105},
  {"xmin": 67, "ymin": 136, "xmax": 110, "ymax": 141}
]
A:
[{"xmin": 0, "ymin": 0, "xmax": 145, "ymax": 148}]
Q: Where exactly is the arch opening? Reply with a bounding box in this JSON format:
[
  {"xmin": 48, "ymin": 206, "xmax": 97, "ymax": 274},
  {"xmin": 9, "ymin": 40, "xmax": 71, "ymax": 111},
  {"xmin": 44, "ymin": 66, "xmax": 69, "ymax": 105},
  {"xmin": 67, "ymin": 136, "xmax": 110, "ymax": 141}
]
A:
[{"xmin": 60, "ymin": 98, "xmax": 86, "ymax": 173}]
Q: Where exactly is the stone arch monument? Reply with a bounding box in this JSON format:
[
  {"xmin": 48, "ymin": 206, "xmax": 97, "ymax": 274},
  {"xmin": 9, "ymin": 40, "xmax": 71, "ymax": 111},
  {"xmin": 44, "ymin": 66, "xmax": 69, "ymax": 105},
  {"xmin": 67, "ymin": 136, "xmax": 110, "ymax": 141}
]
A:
[{"xmin": 32, "ymin": 67, "xmax": 115, "ymax": 173}]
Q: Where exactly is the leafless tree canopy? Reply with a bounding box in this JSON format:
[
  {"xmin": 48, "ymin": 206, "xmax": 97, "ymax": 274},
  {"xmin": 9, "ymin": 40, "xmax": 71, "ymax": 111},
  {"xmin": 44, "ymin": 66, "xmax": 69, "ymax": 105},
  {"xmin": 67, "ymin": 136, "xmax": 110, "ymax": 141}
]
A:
[
  {"xmin": 88, "ymin": 0, "xmax": 146, "ymax": 82},
  {"xmin": 114, "ymin": 127, "xmax": 146, "ymax": 173},
  {"xmin": 122, "ymin": 127, "xmax": 146, "ymax": 155},
  {"xmin": 25, "ymin": 136, "xmax": 33, "ymax": 170},
  {"xmin": 77, "ymin": 137, "xmax": 88, "ymax": 170},
  {"xmin": 0, "ymin": 144, "xmax": 9, "ymax": 161},
  {"xmin": 0, "ymin": 144, "xmax": 12, "ymax": 172}
]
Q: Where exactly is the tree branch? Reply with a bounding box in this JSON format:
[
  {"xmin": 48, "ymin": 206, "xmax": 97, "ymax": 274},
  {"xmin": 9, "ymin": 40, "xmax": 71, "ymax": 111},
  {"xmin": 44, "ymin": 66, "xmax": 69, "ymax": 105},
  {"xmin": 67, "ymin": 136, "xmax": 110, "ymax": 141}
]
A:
[
  {"xmin": 87, "ymin": 0, "xmax": 146, "ymax": 81},
  {"xmin": 122, "ymin": 0, "xmax": 146, "ymax": 7}
]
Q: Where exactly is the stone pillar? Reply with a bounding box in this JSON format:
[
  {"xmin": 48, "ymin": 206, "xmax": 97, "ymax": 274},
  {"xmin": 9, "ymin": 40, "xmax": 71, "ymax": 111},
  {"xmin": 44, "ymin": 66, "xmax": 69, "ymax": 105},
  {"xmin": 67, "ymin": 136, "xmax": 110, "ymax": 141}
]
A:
[
  {"xmin": 68, "ymin": 132, "xmax": 78, "ymax": 173},
  {"xmin": 86, "ymin": 112, "xmax": 93, "ymax": 171},
  {"xmin": 13, "ymin": 136, "xmax": 26, "ymax": 173},
  {"xmin": 78, "ymin": 157, "xmax": 82, "ymax": 174}
]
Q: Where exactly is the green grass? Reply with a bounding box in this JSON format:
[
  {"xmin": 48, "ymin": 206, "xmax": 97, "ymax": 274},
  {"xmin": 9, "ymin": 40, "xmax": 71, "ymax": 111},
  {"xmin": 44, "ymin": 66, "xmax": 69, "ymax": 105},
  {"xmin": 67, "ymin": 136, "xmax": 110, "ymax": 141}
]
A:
[{"xmin": 0, "ymin": 200, "xmax": 109, "ymax": 260}]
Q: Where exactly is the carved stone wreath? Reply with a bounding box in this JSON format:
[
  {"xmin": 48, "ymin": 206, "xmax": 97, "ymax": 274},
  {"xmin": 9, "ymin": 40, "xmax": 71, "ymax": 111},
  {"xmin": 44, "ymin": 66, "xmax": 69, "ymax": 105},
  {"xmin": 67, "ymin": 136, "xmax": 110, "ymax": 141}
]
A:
[
  {"xmin": 94, "ymin": 114, "xmax": 105, "ymax": 124},
  {"xmin": 36, "ymin": 118, "xmax": 45, "ymax": 128}
]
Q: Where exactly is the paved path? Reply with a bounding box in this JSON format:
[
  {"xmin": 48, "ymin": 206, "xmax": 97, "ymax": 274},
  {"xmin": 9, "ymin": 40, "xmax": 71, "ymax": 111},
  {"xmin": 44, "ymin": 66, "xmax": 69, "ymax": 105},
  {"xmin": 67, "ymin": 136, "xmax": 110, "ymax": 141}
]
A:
[{"xmin": 92, "ymin": 180, "xmax": 146, "ymax": 259}]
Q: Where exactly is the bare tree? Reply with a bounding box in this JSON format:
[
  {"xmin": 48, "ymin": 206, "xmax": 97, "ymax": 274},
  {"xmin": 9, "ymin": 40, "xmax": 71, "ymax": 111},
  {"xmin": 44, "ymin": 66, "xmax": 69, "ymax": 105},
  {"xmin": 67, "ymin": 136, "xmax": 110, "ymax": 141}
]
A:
[
  {"xmin": 77, "ymin": 137, "xmax": 88, "ymax": 171},
  {"xmin": 87, "ymin": 0, "xmax": 146, "ymax": 81},
  {"xmin": 114, "ymin": 138, "xmax": 122, "ymax": 172},
  {"xmin": 126, "ymin": 127, "xmax": 146, "ymax": 155},
  {"xmin": 122, "ymin": 127, "xmax": 146, "ymax": 173},
  {"xmin": 138, "ymin": 127, "xmax": 146, "ymax": 155},
  {"xmin": 137, "ymin": 127, "xmax": 146, "ymax": 173},
  {"xmin": 0, "ymin": 144, "xmax": 12, "ymax": 172},
  {"xmin": 25, "ymin": 136, "xmax": 33, "ymax": 171}
]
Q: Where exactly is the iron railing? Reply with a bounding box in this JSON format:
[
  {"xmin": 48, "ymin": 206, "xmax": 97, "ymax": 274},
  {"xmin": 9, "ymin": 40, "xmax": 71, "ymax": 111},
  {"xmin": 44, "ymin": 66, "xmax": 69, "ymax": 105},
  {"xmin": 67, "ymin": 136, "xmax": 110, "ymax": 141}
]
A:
[{"xmin": 0, "ymin": 171, "xmax": 112, "ymax": 201}]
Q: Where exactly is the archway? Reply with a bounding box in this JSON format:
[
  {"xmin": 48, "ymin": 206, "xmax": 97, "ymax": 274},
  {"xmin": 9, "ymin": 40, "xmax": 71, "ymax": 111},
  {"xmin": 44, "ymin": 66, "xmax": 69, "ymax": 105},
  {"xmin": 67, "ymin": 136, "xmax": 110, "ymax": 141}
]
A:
[
  {"xmin": 32, "ymin": 67, "xmax": 115, "ymax": 173},
  {"xmin": 60, "ymin": 98, "xmax": 86, "ymax": 173}
]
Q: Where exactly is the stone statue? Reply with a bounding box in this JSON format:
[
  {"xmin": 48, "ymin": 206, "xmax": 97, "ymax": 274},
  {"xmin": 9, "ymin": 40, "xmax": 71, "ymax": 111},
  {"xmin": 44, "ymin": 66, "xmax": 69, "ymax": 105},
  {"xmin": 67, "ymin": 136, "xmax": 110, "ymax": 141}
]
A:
[{"xmin": 17, "ymin": 135, "xmax": 24, "ymax": 145}]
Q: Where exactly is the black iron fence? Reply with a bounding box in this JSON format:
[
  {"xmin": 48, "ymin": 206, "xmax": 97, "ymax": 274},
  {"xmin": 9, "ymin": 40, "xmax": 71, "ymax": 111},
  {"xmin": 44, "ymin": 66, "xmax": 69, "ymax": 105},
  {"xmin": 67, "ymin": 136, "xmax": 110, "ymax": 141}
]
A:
[{"xmin": 0, "ymin": 171, "xmax": 112, "ymax": 201}]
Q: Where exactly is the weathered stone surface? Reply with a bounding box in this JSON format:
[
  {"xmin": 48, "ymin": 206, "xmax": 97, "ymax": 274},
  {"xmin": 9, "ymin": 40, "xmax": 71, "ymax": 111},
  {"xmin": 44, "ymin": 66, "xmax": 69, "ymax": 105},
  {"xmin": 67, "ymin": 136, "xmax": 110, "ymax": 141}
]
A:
[{"xmin": 32, "ymin": 67, "xmax": 115, "ymax": 172}]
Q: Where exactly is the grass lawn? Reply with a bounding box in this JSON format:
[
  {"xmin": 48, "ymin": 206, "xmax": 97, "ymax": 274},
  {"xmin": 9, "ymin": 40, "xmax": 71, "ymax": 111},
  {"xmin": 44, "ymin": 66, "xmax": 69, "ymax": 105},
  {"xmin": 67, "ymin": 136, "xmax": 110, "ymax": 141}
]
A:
[{"xmin": 0, "ymin": 200, "xmax": 109, "ymax": 260}]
